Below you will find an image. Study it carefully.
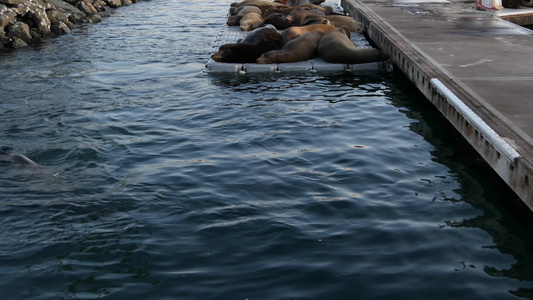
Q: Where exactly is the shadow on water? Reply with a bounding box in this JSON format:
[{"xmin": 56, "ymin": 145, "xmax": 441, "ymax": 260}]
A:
[
  {"xmin": 0, "ymin": 155, "xmax": 149, "ymax": 298},
  {"xmin": 210, "ymin": 67, "xmax": 533, "ymax": 297},
  {"xmin": 387, "ymin": 68, "xmax": 533, "ymax": 298},
  {"xmin": 205, "ymin": 67, "xmax": 533, "ymax": 299}
]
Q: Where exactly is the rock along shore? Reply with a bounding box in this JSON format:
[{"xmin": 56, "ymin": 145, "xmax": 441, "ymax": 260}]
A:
[{"xmin": 0, "ymin": 0, "xmax": 141, "ymax": 50}]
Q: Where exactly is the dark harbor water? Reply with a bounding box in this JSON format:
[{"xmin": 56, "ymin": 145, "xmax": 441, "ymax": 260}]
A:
[{"xmin": 2, "ymin": 0, "xmax": 533, "ymax": 299}]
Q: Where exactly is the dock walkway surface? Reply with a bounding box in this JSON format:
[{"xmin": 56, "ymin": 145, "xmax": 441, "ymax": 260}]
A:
[{"xmin": 340, "ymin": 0, "xmax": 533, "ymax": 209}]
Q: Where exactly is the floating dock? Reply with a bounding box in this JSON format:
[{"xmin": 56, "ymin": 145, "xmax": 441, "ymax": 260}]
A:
[
  {"xmin": 206, "ymin": 1, "xmax": 383, "ymax": 73},
  {"xmin": 341, "ymin": 0, "xmax": 533, "ymax": 209},
  {"xmin": 206, "ymin": 25, "xmax": 381, "ymax": 73}
]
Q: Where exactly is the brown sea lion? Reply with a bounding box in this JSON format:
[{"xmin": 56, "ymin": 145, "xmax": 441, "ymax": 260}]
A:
[
  {"xmin": 227, "ymin": 15, "xmax": 242, "ymax": 26},
  {"xmin": 240, "ymin": 12, "xmax": 264, "ymax": 31},
  {"xmin": 281, "ymin": 23, "xmax": 335, "ymax": 44},
  {"xmin": 318, "ymin": 26, "xmax": 389, "ymax": 64},
  {"xmin": 324, "ymin": 15, "xmax": 365, "ymax": 33},
  {"xmin": 263, "ymin": 4, "xmax": 328, "ymax": 17},
  {"xmin": 234, "ymin": 0, "xmax": 286, "ymax": 7},
  {"xmin": 232, "ymin": 0, "xmax": 289, "ymax": 15},
  {"xmin": 257, "ymin": 30, "xmax": 325, "ymax": 64},
  {"xmin": 277, "ymin": 0, "xmax": 325, "ymax": 6},
  {"xmin": 288, "ymin": 5, "xmax": 327, "ymax": 25},
  {"xmin": 211, "ymin": 26, "xmax": 283, "ymax": 63},
  {"xmin": 262, "ymin": 4, "xmax": 335, "ymax": 29},
  {"xmin": 263, "ymin": 6, "xmax": 295, "ymax": 17},
  {"xmin": 231, "ymin": 5, "xmax": 263, "ymax": 16},
  {"xmin": 301, "ymin": 16, "xmax": 334, "ymax": 26},
  {"xmin": 263, "ymin": 12, "xmax": 293, "ymax": 30}
]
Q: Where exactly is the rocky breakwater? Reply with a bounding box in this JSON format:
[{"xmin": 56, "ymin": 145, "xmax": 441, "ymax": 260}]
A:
[{"xmin": 0, "ymin": 0, "xmax": 139, "ymax": 50}]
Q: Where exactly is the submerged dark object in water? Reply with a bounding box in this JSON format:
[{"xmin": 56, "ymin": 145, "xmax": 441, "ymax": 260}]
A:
[{"xmin": 0, "ymin": 146, "xmax": 38, "ymax": 167}]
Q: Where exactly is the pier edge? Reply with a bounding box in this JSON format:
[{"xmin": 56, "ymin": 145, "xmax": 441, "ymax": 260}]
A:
[{"xmin": 341, "ymin": 0, "xmax": 533, "ymax": 209}]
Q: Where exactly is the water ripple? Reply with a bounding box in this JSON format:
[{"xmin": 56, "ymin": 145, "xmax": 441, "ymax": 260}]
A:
[{"xmin": 0, "ymin": 0, "xmax": 532, "ymax": 299}]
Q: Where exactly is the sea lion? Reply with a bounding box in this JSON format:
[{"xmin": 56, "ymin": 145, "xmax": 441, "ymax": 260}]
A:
[
  {"xmin": 232, "ymin": 0, "xmax": 289, "ymax": 15},
  {"xmin": 228, "ymin": 5, "xmax": 263, "ymax": 25},
  {"xmin": 233, "ymin": 0, "xmax": 285, "ymax": 7},
  {"xmin": 288, "ymin": 5, "xmax": 327, "ymax": 25},
  {"xmin": 277, "ymin": 0, "xmax": 326, "ymax": 6},
  {"xmin": 0, "ymin": 146, "xmax": 38, "ymax": 167},
  {"xmin": 257, "ymin": 30, "xmax": 325, "ymax": 64},
  {"xmin": 301, "ymin": 16, "xmax": 334, "ymax": 26},
  {"xmin": 323, "ymin": 15, "xmax": 365, "ymax": 33},
  {"xmin": 281, "ymin": 23, "xmax": 335, "ymax": 44},
  {"xmin": 211, "ymin": 26, "xmax": 283, "ymax": 63},
  {"xmin": 240, "ymin": 12, "xmax": 264, "ymax": 31},
  {"xmin": 263, "ymin": 6, "xmax": 295, "ymax": 17},
  {"xmin": 263, "ymin": 4, "xmax": 327, "ymax": 17},
  {"xmin": 318, "ymin": 26, "xmax": 389, "ymax": 64},
  {"xmin": 233, "ymin": 5, "xmax": 263, "ymax": 16},
  {"xmin": 263, "ymin": 12, "xmax": 293, "ymax": 30},
  {"xmin": 227, "ymin": 15, "xmax": 242, "ymax": 26}
]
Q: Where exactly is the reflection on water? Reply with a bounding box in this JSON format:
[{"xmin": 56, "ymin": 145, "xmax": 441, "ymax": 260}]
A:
[{"xmin": 1, "ymin": 0, "xmax": 533, "ymax": 299}]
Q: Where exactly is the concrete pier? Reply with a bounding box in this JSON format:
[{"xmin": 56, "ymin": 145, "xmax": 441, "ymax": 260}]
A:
[{"xmin": 340, "ymin": 0, "xmax": 533, "ymax": 209}]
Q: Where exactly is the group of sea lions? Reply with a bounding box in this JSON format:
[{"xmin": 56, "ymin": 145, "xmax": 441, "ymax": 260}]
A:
[{"xmin": 211, "ymin": 0, "xmax": 388, "ymax": 65}]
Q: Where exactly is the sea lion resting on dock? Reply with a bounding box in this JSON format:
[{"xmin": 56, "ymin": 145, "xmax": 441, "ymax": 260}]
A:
[
  {"xmin": 258, "ymin": 26, "xmax": 388, "ymax": 64},
  {"xmin": 263, "ymin": 4, "xmax": 332, "ymax": 29},
  {"xmin": 304, "ymin": 15, "xmax": 365, "ymax": 33},
  {"xmin": 211, "ymin": 26, "xmax": 283, "ymax": 63},
  {"xmin": 281, "ymin": 23, "xmax": 335, "ymax": 44},
  {"xmin": 301, "ymin": 16, "xmax": 333, "ymax": 26},
  {"xmin": 276, "ymin": 0, "xmax": 326, "ymax": 6},
  {"xmin": 240, "ymin": 12, "xmax": 264, "ymax": 31},
  {"xmin": 263, "ymin": 12, "xmax": 294, "ymax": 30},
  {"xmin": 231, "ymin": 0, "xmax": 289, "ymax": 15},
  {"xmin": 287, "ymin": 5, "xmax": 327, "ymax": 25},
  {"xmin": 232, "ymin": 4, "xmax": 263, "ymax": 16},
  {"xmin": 263, "ymin": 3, "xmax": 333, "ymax": 17},
  {"xmin": 257, "ymin": 30, "xmax": 325, "ymax": 64},
  {"xmin": 318, "ymin": 26, "xmax": 389, "ymax": 64},
  {"xmin": 227, "ymin": 6, "xmax": 263, "ymax": 26}
]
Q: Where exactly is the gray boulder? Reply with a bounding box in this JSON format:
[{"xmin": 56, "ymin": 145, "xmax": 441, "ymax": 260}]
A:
[
  {"xmin": 77, "ymin": 1, "xmax": 95, "ymax": 15},
  {"xmin": 12, "ymin": 37, "xmax": 28, "ymax": 48},
  {"xmin": 3, "ymin": 0, "xmax": 52, "ymax": 39},
  {"xmin": 87, "ymin": 13, "xmax": 101, "ymax": 23},
  {"xmin": 28, "ymin": 6, "xmax": 51, "ymax": 36},
  {"xmin": 0, "ymin": 5, "xmax": 16, "ymax": 28},
  {"xmin": 103, "ymin": 0, "xmax": 121, "ymax": 9},
  {"xmin": 36, "ymin": 0, "xmax": 56, "ymax": 10},
  {"xmin": 0, "ymin": 0, "xmax": 26, "ymax": 5},
  {"xmin": 6, "ymin": 21, "xmax": 31, "ymax": 44},
  {"xmin": 87, "ymin": 0, "xmax": 106, "ymax": 12},
  {"xmin": 0, "ymin": 0, "xmax": 145, "ymax": 49},
  {"xmin": 47, "ymin": 9, "xmax": 74, "ymax": 29},
  {"xmin": 50, "ymin": 20, "xmax": 69, "ymax": 34},
  {"xmin": 48, "ymin": 0, "xmax": 85, "ymax": 22}
]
